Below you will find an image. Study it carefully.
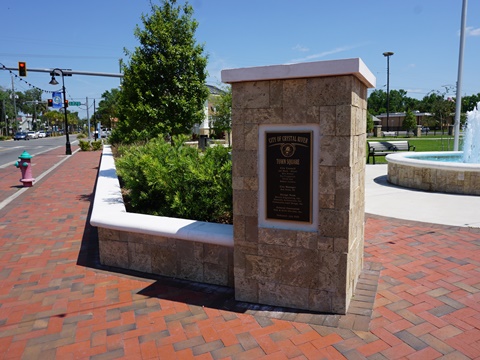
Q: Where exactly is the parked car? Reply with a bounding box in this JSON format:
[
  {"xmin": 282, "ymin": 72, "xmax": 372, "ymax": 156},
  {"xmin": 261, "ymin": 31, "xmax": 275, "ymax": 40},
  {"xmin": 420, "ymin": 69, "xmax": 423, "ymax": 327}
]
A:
[
  {"xmin": 100, "ymin": 128, "xmax": 111, "ymax": 138},
  {"xmin": 13, "ymin": 132, "xmax": 29, "ymax": 141},
  {"xmin": 27, "ymin": 131, "xmax": 38, "ymax": 139},
  {"xmin": 38, "ymin": 131, "xmax": 46, "ymax": 138}
]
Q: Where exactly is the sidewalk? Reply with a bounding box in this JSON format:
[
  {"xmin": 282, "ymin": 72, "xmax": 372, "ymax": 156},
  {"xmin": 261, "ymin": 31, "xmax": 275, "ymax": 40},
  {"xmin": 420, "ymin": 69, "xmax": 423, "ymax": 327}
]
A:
[
  {"xmin": 365, "ymin": 164, "xmax": 480, "ymax": 228},
  {"xmin": 0, "ymin": 148, "xmax": 479, "ymax": 359}
]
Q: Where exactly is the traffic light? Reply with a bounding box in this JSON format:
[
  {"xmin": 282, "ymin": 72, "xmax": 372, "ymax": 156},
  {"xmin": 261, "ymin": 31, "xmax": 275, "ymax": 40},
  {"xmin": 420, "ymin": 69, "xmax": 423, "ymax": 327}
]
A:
[
  {"xmin": 18, "ymin": 62, "xmax": 27, "ymax": 77},
  {"xmin": 64, "ymin": 100, "xmax": 69, "ymax": 108},
  {"xmin": 47, "ymin": 99, "xmax": 53, "ymax": 107}
]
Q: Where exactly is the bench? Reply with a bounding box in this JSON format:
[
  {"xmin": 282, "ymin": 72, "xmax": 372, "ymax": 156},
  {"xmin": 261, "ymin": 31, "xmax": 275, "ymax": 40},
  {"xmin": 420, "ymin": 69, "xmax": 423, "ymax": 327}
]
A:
[
  {"xmin": 367, "ymin": 140, "xmax": 415, "ymax": 164},
  {"xmin": 382, "ymin": 131, "xmax": 397, "ymax": 137}
]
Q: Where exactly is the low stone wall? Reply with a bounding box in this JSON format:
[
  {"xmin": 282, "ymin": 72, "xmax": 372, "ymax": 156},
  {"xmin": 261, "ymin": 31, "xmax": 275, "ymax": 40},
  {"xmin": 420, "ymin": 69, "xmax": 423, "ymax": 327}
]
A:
[
  {"xmin": 90, "ymin": 145, "xmax": 234, "ymax": 287},
  {"xmin": 387, "ymin": 152, "xmax": 480, "ymax": 196},
  {"xmin": 98, "ymin": 228, "xmax": 234, "ymax": 286}
]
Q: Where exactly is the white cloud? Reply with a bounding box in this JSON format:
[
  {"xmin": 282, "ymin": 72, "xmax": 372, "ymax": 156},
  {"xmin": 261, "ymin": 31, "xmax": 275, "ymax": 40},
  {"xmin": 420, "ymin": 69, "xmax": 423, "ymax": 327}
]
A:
[
  {"xmin": 292, "ymin": 44, "xmax": 309, "ymax": 52},
  {"xmin": 288, "ymin": 43, "xmax": 367, "ymax": 64},
  {"xmin": 289, "ymin": 46, "xmax": 351, "ymax": 63},
  {"xmin": 466, "ymin": 26, "xmax": 480, "ymax": 36}
]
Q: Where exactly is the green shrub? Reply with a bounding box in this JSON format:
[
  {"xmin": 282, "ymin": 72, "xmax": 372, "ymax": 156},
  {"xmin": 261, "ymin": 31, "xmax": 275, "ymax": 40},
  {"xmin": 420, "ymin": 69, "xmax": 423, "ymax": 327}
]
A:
[
  {"xmin": 91, "ymin": 140, "xmax": 103, "ymax": 151},
  {"xmin": 115, "ymin": 135, "xmax": 232, "ymax": 223},
  {"xmin": 77, "ymin": 133, "xmax": 87, "ymax": 139},
  {"xmin": 78, "ymin": 140, "xmax": 91, "ymax": 151}
]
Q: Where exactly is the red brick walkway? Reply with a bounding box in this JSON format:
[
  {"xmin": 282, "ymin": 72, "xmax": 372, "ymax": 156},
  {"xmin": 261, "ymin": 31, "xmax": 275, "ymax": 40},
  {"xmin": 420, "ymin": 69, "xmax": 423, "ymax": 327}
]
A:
[{"xmin": 1, "ymin": 148, "xmax": 480, "ymax": 359}]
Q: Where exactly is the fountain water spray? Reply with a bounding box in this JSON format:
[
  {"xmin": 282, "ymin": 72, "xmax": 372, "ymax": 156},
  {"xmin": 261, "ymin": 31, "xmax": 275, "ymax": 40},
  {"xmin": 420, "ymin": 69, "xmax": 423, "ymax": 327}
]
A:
[{"xmin": 462, "ymin": 102, "xmax": 480, "ymax": 163}]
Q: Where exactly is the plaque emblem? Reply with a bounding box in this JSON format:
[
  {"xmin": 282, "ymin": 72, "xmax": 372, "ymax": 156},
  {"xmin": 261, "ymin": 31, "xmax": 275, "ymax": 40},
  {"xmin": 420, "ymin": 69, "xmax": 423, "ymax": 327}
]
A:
[{"xmin": 280, "ymin": 143, "xmax": 295, "ymax": 157}]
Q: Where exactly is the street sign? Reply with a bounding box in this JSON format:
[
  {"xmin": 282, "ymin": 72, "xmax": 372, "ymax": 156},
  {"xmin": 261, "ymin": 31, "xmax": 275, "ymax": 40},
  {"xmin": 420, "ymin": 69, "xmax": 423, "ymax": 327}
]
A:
[{"xmin": 69, "ymin": 101, "xmax": 81, "ymax": 106}]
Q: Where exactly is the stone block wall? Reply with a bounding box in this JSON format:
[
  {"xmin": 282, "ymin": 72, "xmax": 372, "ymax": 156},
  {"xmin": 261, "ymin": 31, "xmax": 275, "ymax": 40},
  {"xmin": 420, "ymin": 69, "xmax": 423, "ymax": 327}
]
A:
[
  {"xmin": 388, "ymin": 160, "xmax": 480, "ymax": 196},
  {"xmin": 98, "ymin": 227, "xmax": 234, "ymax": 287},
  {"xmin": 225, "ymin": 60, "xmax": 374, "ymax": 314}
]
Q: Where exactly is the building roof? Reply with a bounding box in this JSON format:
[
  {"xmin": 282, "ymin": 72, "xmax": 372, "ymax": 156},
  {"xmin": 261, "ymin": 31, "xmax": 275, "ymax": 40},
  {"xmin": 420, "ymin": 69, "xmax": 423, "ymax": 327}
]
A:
[{"xmin": 207, "ymin": 84, "xmax": 224, "ymax": 95}]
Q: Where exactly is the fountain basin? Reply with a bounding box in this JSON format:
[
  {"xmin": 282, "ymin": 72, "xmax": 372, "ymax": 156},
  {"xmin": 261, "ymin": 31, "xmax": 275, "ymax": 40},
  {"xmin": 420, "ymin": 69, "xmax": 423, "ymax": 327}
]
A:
[{"xmin": 386, "ymin": 151, "xmax": 480, "ymax": 196}]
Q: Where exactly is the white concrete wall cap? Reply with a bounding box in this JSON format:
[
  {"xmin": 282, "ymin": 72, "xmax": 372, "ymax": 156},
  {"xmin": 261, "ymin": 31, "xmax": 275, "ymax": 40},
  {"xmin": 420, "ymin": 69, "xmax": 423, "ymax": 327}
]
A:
[
  {"xmin": 221, "ymin": 58, "xmax": 376, "ymax": 88},
  {"xmin": 90, "ymin": 145, "xmax": 234, "ymax": 247}
]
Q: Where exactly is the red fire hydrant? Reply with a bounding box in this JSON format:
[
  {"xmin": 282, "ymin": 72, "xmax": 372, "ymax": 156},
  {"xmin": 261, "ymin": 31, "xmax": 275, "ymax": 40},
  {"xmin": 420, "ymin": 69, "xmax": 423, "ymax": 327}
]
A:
[{"xmin": 14, "ymin": 151, "xmax": 35, "ymax": 187}]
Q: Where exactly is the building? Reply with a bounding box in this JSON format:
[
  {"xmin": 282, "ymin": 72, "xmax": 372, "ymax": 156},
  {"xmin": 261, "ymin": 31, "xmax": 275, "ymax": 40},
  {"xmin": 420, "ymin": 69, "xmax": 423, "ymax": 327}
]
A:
[
  {"xmin": 375, "ymin": 111, "xmax": 433, "ymax": 132},
  {"xmin": 195, "ymin": 84, "xmax": 225, "ymax": 136}
]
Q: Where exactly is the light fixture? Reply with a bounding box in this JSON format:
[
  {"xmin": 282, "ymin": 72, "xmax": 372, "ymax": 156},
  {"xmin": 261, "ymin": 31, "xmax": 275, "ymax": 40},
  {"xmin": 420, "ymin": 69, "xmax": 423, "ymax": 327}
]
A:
[{"xmin": 49, "ymin": 76, "xmax": 59, "ymax": 85}]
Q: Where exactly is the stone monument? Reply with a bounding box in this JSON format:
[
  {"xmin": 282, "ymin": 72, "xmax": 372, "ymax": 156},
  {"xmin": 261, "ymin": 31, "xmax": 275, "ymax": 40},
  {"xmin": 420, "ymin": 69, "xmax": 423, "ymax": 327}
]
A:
[{"xmin": 222, "ymin": 58, "xmax": 375, "ymax": 314}]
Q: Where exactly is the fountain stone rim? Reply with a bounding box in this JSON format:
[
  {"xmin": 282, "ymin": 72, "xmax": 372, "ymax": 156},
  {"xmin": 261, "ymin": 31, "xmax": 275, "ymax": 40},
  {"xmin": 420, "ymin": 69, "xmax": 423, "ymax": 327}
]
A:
[{"xmin": 387, "ymin": 151, "xmax": 480, "ymax": 172}]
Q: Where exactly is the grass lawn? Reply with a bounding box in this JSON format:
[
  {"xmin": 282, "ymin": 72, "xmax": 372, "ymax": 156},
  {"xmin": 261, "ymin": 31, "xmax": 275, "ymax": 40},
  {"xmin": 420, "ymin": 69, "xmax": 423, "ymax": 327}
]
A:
[{"xmin": 366, "ymin": 134, "xmax": 464, "ymax": 164}]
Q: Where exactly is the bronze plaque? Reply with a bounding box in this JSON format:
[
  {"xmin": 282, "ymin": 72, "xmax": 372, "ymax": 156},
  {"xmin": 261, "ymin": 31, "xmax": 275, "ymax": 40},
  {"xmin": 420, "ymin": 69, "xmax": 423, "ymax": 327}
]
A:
[{"xmin": 265, "ymin": 131, "xmax": 312, "ymax": 223}]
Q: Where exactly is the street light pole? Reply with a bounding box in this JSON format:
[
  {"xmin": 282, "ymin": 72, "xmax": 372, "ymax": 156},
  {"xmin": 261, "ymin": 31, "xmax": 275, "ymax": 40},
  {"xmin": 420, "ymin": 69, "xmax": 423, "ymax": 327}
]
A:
[
  {"xmin": 454, "ymin": 0, "xmax": 467, "ymax": 151},
  {"xmin": 49, "ymin": 68, "xmax": 72, "ymax": 155},
  {"xmin": 383, "ymin": 52, "xmax": 394, "ymax": 132}
]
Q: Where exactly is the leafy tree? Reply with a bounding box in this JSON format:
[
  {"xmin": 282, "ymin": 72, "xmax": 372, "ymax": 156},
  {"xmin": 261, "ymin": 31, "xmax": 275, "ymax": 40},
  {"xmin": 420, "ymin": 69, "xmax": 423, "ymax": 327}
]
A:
[
  {"xmin": 366, "ymin": 112, "xmax": 374, "ymax": 134},
  {"xmin": 387, "ymin": 89, "xmax": 409, "ymax": 113},
  {"xmin": 95, "ymin": 88, "xmax": 120, "ymax": 129},
  {"xmin": 209, "ymin": 86, "xmax": 231, "ymax": 143},
  {"xmin": 0, "ymin": 88, "xmax": 12, "ymax": 134},
  {"xmin": 402, "ymin": 109, "xmax": 417, "ymax": 136},
  {"xmin": 367, "ymin": 89, "xmax": 386, "ymax": 115},
  {"xmin": 0, "ymin": 88, "xmax": 19, "ymax": 130},
  {"xmin": 17, "ymin": 89, "xmax": 45, "ymax": 121},
  {"xmin": 419, "ymin": 90, "xmax": 455, "ymax": 133},
  {"xmin": 113, "ymin": 0, "xmax": 209, "ymax": 144},
  {"xmin": 404, "ymin": 96, "xmax": 420, "ymax": 112},
  {"xmin": 461, "ymin": 93, "xmax": 480, "ymax": 113},
  {"xmin": 418, "ymin": 92, "xmax": 443, "ymax": 113},
  {"xmin": 40, "ymin": 107, "xmax": 79, "ymax": 132},
  {"xmin": 67, "ymin": 111, "xmax": 80, "ymax": 132},
  {"xmin": 42, "ymin": 110, "xmax": 62, "ymax": 132},
  {"xmin": 367, "ymin": 89, "xmax": 418, "ymax": 115}
]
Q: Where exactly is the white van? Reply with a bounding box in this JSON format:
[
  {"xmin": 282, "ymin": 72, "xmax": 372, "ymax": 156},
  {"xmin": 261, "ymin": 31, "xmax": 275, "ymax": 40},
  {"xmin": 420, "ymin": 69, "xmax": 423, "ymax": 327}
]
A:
[{"xmin": 100, "ymin": 128, "xmax": 111, "ymax": 138}]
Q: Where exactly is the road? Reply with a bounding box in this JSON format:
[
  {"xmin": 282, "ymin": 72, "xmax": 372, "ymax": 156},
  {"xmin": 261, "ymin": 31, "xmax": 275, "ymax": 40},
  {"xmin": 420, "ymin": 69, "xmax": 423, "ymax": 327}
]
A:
[{"xmin": 0, "ymin": 135, "xmax": 78, "ymax": 168}]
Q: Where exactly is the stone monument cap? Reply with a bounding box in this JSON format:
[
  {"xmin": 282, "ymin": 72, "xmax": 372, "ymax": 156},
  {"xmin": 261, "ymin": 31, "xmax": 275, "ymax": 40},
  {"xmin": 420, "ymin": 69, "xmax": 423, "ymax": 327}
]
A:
[{"xmin": 221, "ymin": 58, "xmax": 376, "ymax": 88}]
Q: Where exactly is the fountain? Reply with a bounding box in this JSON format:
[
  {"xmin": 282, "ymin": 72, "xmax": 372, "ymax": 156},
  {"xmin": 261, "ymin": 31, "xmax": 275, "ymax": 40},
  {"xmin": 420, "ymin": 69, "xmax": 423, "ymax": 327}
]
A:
[
  {"xmin": 386, "ymin": 103, "xmax": 480, "ymax": 196},
  {"xmin": 463, "ymin": 105, "xmax": 480, "ymax": 163}
]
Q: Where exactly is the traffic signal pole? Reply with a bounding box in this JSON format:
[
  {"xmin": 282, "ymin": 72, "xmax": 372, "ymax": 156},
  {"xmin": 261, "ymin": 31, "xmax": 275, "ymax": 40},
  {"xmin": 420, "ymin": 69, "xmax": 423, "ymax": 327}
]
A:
[{"xmin": 2, "ymin": 66, "xmax": 124, "ymax": 78}]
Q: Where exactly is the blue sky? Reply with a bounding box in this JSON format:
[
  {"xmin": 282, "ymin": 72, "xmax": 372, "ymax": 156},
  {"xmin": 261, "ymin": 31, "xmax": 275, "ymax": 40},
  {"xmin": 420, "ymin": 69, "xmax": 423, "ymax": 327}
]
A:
[{"xmin": 1, "ymin": 0, "xmax": 479, "ymax": 119}]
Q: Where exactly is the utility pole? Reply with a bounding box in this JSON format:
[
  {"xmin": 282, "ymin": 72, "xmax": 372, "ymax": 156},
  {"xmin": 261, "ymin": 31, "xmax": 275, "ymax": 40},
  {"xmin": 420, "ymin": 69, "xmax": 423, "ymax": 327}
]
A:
[
  {"xmin": 11, "ymin": 75, "xmax": 18, "ymax": 130},
  {"xmin": 33, "ymin": 100, "xmax": 37, "ymax": 130},
  {"xmin": 383, "ymin": 52, "xmax": 394, "ymax": 132},
  {"xmin": 2, "ymin": 99, "xmax": 6, "ymax": 136},
  {"xmin": 86, "ymin": 97, "xmax": 91, "ymax": 139}
]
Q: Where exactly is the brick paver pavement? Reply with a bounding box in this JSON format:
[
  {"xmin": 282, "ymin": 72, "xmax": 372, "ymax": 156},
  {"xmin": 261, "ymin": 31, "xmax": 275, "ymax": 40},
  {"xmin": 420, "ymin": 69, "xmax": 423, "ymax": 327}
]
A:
[{"xmin": 1, "ymin": 147, "xmax": 480, "ymax": 359}]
